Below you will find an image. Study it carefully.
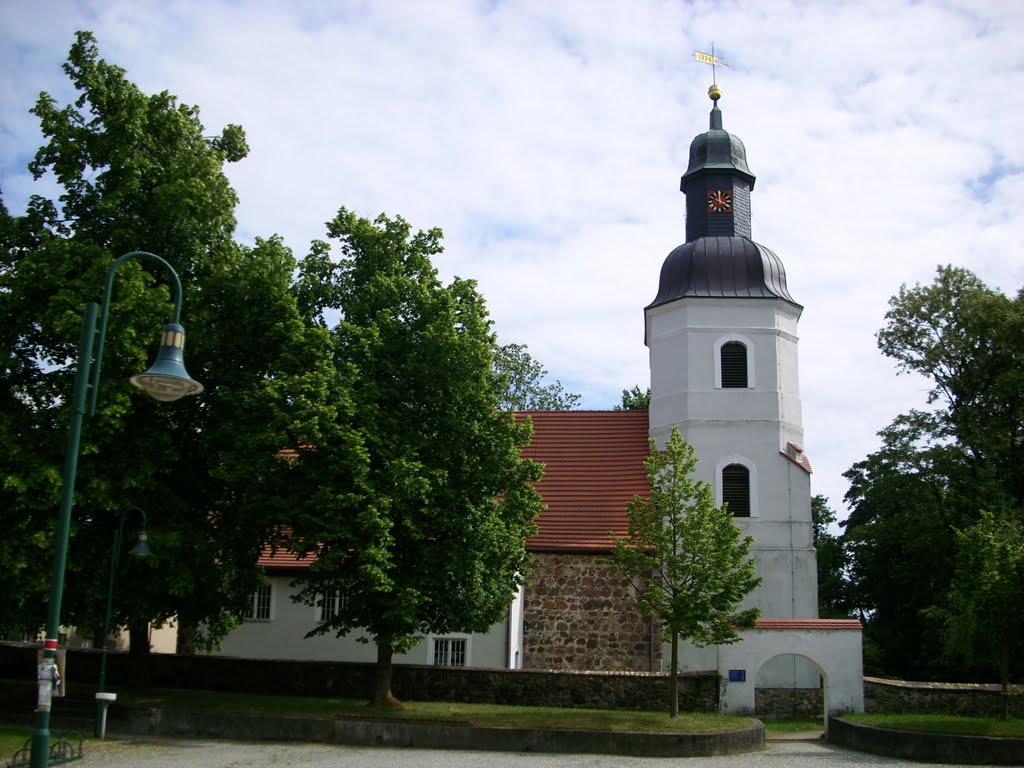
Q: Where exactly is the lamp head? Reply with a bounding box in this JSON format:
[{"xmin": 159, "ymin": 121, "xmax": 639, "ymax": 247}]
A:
[
  {"xmin": 130, "ymin": 322, "xmax": 204, "ymax": 402},
  {"xmin": 129, "ymin": 531, "xmax": 150, "ymax": 559}
]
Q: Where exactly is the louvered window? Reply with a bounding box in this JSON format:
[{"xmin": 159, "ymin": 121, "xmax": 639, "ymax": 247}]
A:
[
  {"xmin": 722, "ymin": 464, "xmax": 751, "ymax": 517},
  {"xmin": 721, "ymin": 342, "xmax": 747, "ymax": 388}
]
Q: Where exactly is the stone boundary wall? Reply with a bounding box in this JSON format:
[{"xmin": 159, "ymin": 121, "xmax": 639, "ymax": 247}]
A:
[
  {"xmin": 865, "ymin": 677, "xmax": 1024, "ymax": 718},
  {"xmin": 0, "ymin": 642, "xmax": 716, "ymax": 713}
]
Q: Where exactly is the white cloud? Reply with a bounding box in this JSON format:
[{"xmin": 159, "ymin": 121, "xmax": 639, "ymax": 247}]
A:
[{"xmin": 1, "ymin": 0, "xmax": 1021, "ymax": 521}]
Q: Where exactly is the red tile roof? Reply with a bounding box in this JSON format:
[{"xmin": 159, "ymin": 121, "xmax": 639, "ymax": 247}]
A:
[
  {"xmin": 755, "ymin": 619, "xmax": 862, "ymax": 631},
  {"xmin": 519, "ymin": 410, "xmax": 651, "ymax": 553},
  {"xmin": 258, "ymin": 410, "xmax": 652, "ymax": 568}
]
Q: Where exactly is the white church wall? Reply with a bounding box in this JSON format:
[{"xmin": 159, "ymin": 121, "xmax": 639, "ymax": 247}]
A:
[{"xmin": 213, "ymin": 575, "xmax": 511, "ymax": 668}]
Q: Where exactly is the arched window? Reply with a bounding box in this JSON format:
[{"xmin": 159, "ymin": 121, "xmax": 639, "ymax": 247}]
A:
[
  {"xmin": 722, "ymin": 464, "xmax": 751, "ymax": 517},
  {"xmin": 720, "ymin": 342, "xmax": 748, "ymax": 388}
]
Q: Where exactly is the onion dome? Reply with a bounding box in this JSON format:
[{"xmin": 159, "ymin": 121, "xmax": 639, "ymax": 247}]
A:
[{"xmin": 648, "ymin": 86, "xmax": 799, "ymax": 311}]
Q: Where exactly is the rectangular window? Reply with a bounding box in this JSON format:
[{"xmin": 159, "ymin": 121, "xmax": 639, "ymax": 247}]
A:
[
  {"xmin": 316, "ymin": 590, "xmax": 347, "ymax": 622},
  {"xmin": 432, "ymin": 637, "xmax": 467, "ymax": 667},
  {"xmin": 244, "ymin": 584, "xmax": 272, "ymax": 620}
]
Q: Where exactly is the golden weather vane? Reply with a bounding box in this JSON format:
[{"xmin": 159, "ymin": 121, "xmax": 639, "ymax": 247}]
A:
[{"xmin": 694, "ymin": 42, "xmax": 731, "ymax": 85}]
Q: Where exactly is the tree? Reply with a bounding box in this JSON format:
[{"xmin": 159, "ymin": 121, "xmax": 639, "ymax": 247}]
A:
[
  {"xmin": 929, "ymin": 508, "xmax": 1024, "ymax": 719},
  {"xmin": 493, "ymin": 342, "xmax": 581, "ymax": 410},
  {"xmin": 614, "ymin": 385, "xmax": 650, "ymax": 411},
  {"xmin": 841, "ymin": 265, "xmax": 1023, "ymax": 680},
  {"xmin": 811, "ymin": 495, "xmax": 852, "ymax": 619},
  {"xmin": 608, "ymin": 427, "xmax": 760, "ymax": 717},
  {"xmin": 0, "ymin": 32, "xmax": 317, "ymax": 665},
  {"xmin": 876, "ymin": 265, "xmax": 1023, "ymax": 506},
  {"xmin": 285, "ymin": 208, "xmax": 544, "ymax": 707}
]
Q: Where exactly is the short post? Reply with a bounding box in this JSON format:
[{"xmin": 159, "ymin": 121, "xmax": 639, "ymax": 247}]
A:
[{"xmin": 94, "ymin": 692, "xmax": 117, "ymax": 740}]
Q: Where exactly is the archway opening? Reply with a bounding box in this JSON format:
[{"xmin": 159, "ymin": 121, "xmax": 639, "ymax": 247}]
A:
[{"xmin": 754, "ymin": 653, "xmax": 827, "ymax": 733}]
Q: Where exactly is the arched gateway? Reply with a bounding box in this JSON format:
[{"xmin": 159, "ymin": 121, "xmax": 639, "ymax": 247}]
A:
[{"xmin": 718, "ymin": 619, "xmax": 864, "ymax": 719}]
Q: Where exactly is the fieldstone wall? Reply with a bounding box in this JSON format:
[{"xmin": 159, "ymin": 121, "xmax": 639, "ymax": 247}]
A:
[
  {"xmin": 756, "ymin": 687, "xmax": 822, "ymax": 717},
  {"xmin": 523, "ymin": 553, "xmax": 659, "ymax": 672},
  {"xmin": 865, "ymin": 676, "xmax": 1024, "ymax": 718},
  {"xmin": 0, "ymin": 642, "xmax": 716, "ymax": 713}
]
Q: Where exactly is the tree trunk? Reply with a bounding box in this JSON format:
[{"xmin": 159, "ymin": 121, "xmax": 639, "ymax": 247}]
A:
[
  {"xmin": 176, "ymin": 622, "xmax": 196, "ymax": 655},
  {"xmin": 669, "ymin": 632, "xmax": 679, "ymax": 718},
  {"xmin": 1000, "ymin": 631, "xmax": 1010, "ymax": 722},
  {"xmin": 369, "ymin": 641, "xmax": 403, "ymax": 709},
  {"xmin": 128, "ymin": 622, "xmax": 151, "ymax": 690}
]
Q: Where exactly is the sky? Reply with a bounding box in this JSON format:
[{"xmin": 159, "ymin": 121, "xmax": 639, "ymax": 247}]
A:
[{"xmin": 2, "ymin": 0, "xmax": 1022, "ymax": 523}]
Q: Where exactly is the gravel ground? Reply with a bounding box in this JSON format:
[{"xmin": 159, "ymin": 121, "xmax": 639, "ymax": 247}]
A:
[{"xmin": 78, "ymin": 737, "xmax": 993, "ymax": 767}]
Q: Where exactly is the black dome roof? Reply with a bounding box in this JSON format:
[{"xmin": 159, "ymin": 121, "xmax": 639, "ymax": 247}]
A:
[{"xmin": 647, "ymin": 236, "xmax": 799, "ymax": 310}]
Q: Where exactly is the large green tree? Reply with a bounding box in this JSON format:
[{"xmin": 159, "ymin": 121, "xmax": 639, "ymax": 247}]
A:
[
  {"xmin": 609, "ymin": 427, "xmax": 760, "ymax": 717},
  {"xmin": 841, "ymin": 265, "xmax": 1024, "ymax": 680},
  {"xmin": 0, "ymin": 32, "xmax": 319, "ymax": 661},
  {"xmin": 285, "ymin": 208, "xmax": 544, "ymax": 707}
]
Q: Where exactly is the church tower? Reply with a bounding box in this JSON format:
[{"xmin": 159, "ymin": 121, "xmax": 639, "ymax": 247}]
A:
[{"xmin": 644, "ymin": 84, "xmax": 818, "ymax": 624}]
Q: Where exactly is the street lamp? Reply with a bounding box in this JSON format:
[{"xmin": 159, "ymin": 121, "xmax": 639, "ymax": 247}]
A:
[
  {"xmin": 94, "ymin": 507, "xmax": 150, "ymax": 739},
  {"xmin": 30, "ymin": 251, "xmax": 202, "ymax": 768}
]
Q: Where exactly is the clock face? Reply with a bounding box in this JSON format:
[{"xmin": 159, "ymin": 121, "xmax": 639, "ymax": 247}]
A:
[{"xmin": 707, "ymin": 189, "xmax": 733, "ymax": 213}]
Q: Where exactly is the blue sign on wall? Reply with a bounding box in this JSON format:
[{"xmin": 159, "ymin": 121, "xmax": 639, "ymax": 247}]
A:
[{"xmin": 728, "ymin": 669, "xmax": 746, "ymax": 682}]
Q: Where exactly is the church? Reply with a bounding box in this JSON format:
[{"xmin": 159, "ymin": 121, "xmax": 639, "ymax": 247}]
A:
[{"xmin": 214, "ymin": 83, "xmax": 863, "ymax": 716}]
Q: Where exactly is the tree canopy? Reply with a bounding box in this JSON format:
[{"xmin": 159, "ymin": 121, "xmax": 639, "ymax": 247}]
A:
[
  {"xmin": 840, "ymin": 265, "xmax": 1024, "ymax": 681},
  {"xmin": 614, "ymin": 385, "xmax": 650, "ymax": 411},
  {"xmin": 0, "ymin": 31, "xmax": 318, "ymax": 657},
  {"xmin": 493, "ymin": 342, "xmax": 581, "ymax": 411},
  {"xmin": 608, "ymin": 426, "xmax": 760, "ymax": 716},
  {"xmin": 929, "ymin": 508, "xmax": 1024, "ymax": 718}
]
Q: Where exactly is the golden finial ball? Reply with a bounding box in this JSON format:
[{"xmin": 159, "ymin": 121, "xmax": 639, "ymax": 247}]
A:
[{"xmin": 708, "ymin": 84, "xmax": 722, "ymax": 102}]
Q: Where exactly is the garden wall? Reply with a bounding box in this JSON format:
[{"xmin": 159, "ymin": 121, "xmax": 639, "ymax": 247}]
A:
[
  {"xmin": 0, "ymin": 642, "xmax": 716, "ymax": 713},
  {"xmin": 865, "ymin": 676, "xmax": 1024, "ymax": 718}
]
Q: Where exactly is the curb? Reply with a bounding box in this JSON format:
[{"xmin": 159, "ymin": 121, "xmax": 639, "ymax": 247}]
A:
[
  {"xmin": 827, "ymin": 716, "xmax": 1024, "ymax": 766},
  {"xmin": 121, "ymin": 708, "xmax": 765, "ymax": 757}
]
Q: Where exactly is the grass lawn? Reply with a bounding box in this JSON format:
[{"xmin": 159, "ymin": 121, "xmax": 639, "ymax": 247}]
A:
[
  {"xmin": 0, "ymin": 725, "xmax": 32, "ymax": 758},
  {"xmin": 124, "ymin": 688, "xmax": 754, "ymax": 734},
  {"xmin": 844, "ymin": 713, "xmax": 1024, "ymax": 739}
]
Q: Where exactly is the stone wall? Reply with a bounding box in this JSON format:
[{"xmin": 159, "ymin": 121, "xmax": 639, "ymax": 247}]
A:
[
  {"xmin": 865, "ymin": 676, "xmax": 1024, "ymax": 718},
  {"xmin": 523, "ymin": 552, "xmax": 659, "ymax": 672},
  {"xmin": 756, "ymin": 687, "xmax": 822, "ymax": 718},
  {"xmin": 0, "ymin": 642, "xmax": 715, "ymax": 713}
]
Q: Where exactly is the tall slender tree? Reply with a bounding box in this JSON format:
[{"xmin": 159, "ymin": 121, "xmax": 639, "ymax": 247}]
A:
[{"xmin": 609, "ymin": 427, "xmax": 760, "ymax": 717}]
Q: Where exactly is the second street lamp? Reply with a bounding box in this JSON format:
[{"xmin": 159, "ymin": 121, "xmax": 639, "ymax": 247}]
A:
[
  {"xmin": 95, "ymin": 507, "xmax": 150, "ymax": 739},
  {"xmin": 28, "ymin": 251, "xmax": 202, "ymax": 768}
]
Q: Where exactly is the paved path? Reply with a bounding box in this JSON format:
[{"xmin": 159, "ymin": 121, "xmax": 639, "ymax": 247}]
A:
[{"xmin": 80, "ymin": 736, "xmax": 993, "ymax": 767}]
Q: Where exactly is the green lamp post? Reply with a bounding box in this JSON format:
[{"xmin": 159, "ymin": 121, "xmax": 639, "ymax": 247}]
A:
[
  {"xmin": 94, "ymin": 507, "xmax": 150, "ymax": 739},
  {"xmin": 29, "ymin": 252, "xmax": 202, "ymax": 768}
]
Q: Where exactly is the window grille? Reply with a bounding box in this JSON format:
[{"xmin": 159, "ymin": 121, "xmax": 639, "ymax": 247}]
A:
[
  {"xmin": 317, "ymin": 590, "xmax": 347, "ymax": 622},
  {"xmin": 721, "ymin": 342, "xmax": 748, "ymax": 388},
  {"xmin": 432, "ymin": 638, "xmax": 467, "ymax": 667},
  {"xmin": 722, "ymin": 464, "xmax": 751, "ymax": 517},
  {"xmin": 245, "ymin": 585, "xmax": 272, "ymax": 620}
]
